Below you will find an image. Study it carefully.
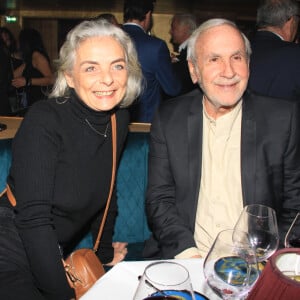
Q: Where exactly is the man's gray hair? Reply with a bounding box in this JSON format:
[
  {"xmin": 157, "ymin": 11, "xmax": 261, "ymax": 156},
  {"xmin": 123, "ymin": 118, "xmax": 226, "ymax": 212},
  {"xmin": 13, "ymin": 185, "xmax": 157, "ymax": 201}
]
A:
[
  {"xmin": 257, "ymin": 0, "xmax": 299, "ymax": 28},
  {"xmin": 187, "ymin": 18, "xmax": 252, "ymax": 64},
  {"xmin": 171, "ymin": 13, "xmax": 198, "ymax": 35},
  {"xmin": 49, "ymin": 19, "xmax": 142, "ymax": 108}
]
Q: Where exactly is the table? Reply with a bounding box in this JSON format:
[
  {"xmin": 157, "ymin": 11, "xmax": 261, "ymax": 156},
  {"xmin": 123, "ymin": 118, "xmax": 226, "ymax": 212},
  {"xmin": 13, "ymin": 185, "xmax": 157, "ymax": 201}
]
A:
[
  {"xmin": 80, "ymin": 259, "xmax": 221, "ymax": 300},
  {"xmin": 0, "ymin": 116, "xmax": 23, "ymax": 140}
]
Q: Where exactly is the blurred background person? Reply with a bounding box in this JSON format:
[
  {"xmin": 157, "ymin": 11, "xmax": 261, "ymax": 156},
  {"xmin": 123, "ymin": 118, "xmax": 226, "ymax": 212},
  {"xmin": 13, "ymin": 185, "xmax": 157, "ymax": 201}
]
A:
[
  {"xmin": 0, "ymin": 26, "xmax": 22, "ymax": 67},
  {"xmin": 248, "ymin": 0, "xmax": 300, "ymax": 100},
  {"xmin": 0, "ymin": 27, "xmax": 23, "ymax": 113},
  {"xmin": 95, "ymin": 13, "xmax": 120, "ymax": 26},
  {"xmin": 12, "ymin": 28, "xmax": 54, "ymax": 112},
  {"xmin": 0, "ymin": 32, "xmax": 12, "ymax": 115},
  {"xmin": 0, "ymin": 19, "xmax": 142, "ymax": 299},
  {"xmin": 123, "ymin": 0, "xmax": 181, "ymax": 123},
  {"xmin": 169, "ymin": 13, "xmax": 198, "ymax": 94}
]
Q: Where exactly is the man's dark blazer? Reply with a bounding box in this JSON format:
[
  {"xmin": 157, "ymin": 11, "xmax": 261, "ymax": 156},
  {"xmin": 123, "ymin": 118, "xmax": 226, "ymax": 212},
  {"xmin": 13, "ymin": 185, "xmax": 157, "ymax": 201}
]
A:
[
  {"xmin": 144, "ymin": 88, "xmax": 300, "ymax": 259},
  {"xmin": 172, "ymin": 47, "xmax": 198, "ymax": 95},
  {"xmin": 123, "ymin": 24, "xmax": 181, "ymax": 123},
  {"xmin": 248, "ymin": 30, "xmax": 300, "ymax": 101}
]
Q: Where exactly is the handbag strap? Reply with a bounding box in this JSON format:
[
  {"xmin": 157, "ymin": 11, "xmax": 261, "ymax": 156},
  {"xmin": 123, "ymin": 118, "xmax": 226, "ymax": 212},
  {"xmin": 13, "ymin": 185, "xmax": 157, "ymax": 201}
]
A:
[{"xmin": 93, "ymin": 113, "xmax": 117, "ymax": 252}]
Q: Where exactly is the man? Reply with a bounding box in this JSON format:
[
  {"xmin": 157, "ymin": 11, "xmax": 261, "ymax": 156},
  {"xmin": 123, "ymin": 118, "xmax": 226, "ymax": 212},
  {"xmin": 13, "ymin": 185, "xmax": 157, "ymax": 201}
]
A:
[
  {"xmin": 94, "ymin": 13, "xmax": 120, "ymax": 27},
  {"xmin": 143, "ymin": 18, "xmax": 300, "ymax": 259},
  {"xmin": 248, "ymin": 0, "xmax": 300, "ymax": 100},
  {"xmin": 123, "ymin": 0, "xmax": 181, "ymax": 123},
  {"xmin": 170, "ymin": 13, "xmax": 198, "ymax": 94}
]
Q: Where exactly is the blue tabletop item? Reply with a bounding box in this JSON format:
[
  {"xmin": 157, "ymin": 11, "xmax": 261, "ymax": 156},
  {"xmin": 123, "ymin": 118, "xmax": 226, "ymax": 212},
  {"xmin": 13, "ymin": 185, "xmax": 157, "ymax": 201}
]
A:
[
  {"xmin": 151, "ymin": 290, "xmax": 209, "ymax": 299},
  {"xmin": 214, "ymin": 256, "xmax": 258, "ymax": 286}
]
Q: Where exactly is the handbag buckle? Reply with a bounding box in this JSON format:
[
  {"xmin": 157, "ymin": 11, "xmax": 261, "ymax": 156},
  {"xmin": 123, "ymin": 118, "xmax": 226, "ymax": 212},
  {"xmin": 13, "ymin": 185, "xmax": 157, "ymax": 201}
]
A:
[{"xmin": 65, "ymin": 264, "xmax": 82, "ymax": 284}]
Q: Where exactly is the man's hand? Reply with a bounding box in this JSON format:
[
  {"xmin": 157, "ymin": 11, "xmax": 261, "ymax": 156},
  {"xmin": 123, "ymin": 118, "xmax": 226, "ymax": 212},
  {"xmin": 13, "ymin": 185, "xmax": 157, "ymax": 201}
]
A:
[{"xmin": 191, "ymin": 255, "xmax": 202, "ymax": 258}]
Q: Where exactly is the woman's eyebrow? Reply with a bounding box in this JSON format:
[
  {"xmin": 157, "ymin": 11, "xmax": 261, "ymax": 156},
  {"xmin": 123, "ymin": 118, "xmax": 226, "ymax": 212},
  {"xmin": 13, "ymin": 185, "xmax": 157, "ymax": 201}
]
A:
[{"xmin": 79, "ymin": 58, "xmax": 126, "ymax": 67}]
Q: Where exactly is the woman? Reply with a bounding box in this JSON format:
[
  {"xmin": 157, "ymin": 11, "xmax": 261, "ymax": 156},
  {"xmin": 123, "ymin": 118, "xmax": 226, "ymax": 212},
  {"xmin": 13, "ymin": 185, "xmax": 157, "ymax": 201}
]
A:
[
  {"xmin": 11, "ymin": 28, "xmax": 54, "ymax": 109},
  {"xmin": 0, "ymin": 32, "xmax": 12, "ymax": 115},
  {"xmin": 0, "ymin": 19, "xmax": 142, "ymax": 299},
  {"xmin": 0, "ymin": 27, "xmax": 23, "ymax": 113},
  {"xmin": 0, "ymin": 27, "xmax": 21, "ymax": 60}
]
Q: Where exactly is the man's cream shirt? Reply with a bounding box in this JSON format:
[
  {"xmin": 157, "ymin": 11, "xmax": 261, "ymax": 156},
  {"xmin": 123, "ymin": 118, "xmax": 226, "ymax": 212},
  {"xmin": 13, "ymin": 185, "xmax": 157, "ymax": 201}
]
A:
[{"xmin": 175, "ymin": 100, "xmax": 243, "ymax": 259}]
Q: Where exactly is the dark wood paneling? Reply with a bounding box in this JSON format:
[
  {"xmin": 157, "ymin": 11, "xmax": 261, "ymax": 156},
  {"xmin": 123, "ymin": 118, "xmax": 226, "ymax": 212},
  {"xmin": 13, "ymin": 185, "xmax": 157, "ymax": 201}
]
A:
[
  {"xmin": 2, "ymin": 0, "xmax": 259, "ymax": 17},
  {"xmin": 1, "ymin": 0, "xmax": 260, "ymax": 64}
]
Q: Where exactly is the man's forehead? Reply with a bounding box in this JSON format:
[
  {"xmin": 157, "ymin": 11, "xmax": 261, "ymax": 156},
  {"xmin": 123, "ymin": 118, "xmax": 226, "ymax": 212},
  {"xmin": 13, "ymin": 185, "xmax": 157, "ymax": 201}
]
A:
[
  {"xmin": 199, "ymin": 24, "xmax": 239, "ymax": 38},
  {"xmin": 195, "ymin": 25, "xmax": 244, "ymax": 49}
]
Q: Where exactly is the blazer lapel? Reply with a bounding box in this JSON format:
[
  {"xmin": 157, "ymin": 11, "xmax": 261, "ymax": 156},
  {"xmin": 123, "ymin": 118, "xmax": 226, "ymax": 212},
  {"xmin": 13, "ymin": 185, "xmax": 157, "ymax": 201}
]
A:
[
  {"xmin": 187, "ymin": 93, "xmax": 203, "ymax": 224},
  {"xmin": 241, "ymin": 92, "xmax": 257, "ymax": 206}
]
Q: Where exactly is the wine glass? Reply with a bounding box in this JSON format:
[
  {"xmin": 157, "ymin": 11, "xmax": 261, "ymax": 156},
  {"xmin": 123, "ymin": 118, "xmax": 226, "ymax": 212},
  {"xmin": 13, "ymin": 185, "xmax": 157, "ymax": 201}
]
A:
[
  {"xmin": 285, "ymin": 212, "xmax": 300, "ymax": 248},
  {"xmin": 203, "ymin": 229, "xmax": 260, "ymax": 300},
  {"xmin": 234, "ymin": 204, "xmax": 279, "ymax": 262},
  {"xmin": 133, "ymin": 261, "xmax": 197, "ymax": 300}
]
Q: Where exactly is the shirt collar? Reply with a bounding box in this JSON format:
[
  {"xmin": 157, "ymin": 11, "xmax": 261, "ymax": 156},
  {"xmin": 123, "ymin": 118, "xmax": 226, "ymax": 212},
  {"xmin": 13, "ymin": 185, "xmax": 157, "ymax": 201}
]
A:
[
  {"xmin": 178, "ymin": 39, "xmax": 189, "ymax": 53},
  {"xmin": 123, "ymin": 22, "xmax": 145, "ymax": 33},
  {"xmin": 259, "ymin": 29, "xmax": 284, "ymax": 41},
  {"xmin": 203, "ymin": 98, "xmax": 243, "ymax": 125}
]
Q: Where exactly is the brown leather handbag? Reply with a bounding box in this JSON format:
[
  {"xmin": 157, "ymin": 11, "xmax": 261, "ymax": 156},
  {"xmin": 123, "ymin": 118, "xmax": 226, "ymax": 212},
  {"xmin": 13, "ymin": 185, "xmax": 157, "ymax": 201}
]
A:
[
  {"xmin": 64, "ymin": 248, "xmax": 105, "ymax": 299},
  {"xmin": 6, "ymin": 113, "xmax": 117, "ymax": 300}
]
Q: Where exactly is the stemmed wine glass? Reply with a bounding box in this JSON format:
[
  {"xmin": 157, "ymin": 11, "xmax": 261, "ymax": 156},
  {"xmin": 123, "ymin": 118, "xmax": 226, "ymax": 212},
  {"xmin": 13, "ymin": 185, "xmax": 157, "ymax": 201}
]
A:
[
  {"xmin": 203, "ymin": 229, "xmax": 260, "ymax": 300},
  {"xmin": 234, "ymin": 204, "xmax": 279, "ymax": 262},
  {"xmin": 285, "ymin": 212, "xmax": 300, "ymax": 248},
  {"xmin": 133, "ymin": 261, "xmax": 198, "ymax": 300}
]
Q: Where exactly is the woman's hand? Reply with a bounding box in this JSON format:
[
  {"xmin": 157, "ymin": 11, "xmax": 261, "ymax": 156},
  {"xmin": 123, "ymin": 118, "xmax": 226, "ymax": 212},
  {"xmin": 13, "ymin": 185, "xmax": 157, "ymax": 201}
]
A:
[
  {"xmin": 12, "ymin": 76, "xmax": 26, "ymax": 88},
  {"xmin": 104, "ymin": 242, "xmax": 128, "ymax": 267}
]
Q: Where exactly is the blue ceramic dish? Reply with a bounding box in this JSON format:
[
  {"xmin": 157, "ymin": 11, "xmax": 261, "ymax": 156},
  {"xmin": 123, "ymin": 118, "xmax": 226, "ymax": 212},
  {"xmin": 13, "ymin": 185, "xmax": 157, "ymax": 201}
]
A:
[{"xmin": 151, "ymin": 289, "xmax": 209, "ymax": 299}]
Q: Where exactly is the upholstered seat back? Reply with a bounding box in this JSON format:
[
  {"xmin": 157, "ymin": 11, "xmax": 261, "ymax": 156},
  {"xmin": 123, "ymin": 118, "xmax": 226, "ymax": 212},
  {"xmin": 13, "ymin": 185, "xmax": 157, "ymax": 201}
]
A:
[
  {"xmin": 113, "ymin": 132, "xmax": 151, "ymax": 243},
  {"xmin": 0, "ymin": 140, "xmax": 12, "ymax": 197}
]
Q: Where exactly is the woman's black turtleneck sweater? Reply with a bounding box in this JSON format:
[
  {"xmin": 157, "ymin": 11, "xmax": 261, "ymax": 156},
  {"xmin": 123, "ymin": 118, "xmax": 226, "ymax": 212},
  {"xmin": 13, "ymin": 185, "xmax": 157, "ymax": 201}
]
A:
[{"xmin": 7, "ymin": 91, "xmax": 129, "ymax": 299}]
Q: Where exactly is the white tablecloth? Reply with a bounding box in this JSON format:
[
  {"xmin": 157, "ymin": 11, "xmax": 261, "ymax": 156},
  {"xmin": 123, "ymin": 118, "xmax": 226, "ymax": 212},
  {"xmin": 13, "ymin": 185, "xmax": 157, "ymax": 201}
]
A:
[{"xmin": 80, "ymin": 259, "xmax": 221, "ymax": 300}]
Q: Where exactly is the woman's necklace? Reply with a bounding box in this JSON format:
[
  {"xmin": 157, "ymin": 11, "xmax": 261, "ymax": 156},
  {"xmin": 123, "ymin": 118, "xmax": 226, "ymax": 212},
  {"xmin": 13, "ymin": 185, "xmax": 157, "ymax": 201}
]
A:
[{"xmin": 85, "ymin": 118, "xmax": 109, "ymax": 137}]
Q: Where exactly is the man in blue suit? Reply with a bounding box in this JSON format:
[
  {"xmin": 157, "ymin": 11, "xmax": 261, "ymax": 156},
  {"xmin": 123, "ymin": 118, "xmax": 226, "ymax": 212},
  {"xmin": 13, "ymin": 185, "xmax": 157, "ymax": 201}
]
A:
[
  {"xmin": 123, "ymin": 0, "xmax": 181, "ymax": 123},
  {"xmin": 248, "ymin": 0, "xmax": 300, "ymax": 100}
]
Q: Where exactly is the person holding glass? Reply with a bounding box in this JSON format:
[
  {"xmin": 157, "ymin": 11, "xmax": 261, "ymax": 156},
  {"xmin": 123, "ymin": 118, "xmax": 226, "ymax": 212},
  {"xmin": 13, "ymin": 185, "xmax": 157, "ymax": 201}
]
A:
[
  {"xmin": 0, "ymin": 19, "xmax": 142, "ymax": 299},
  {"xmin": 143, "ymin": 18, "xmax": 300, "ymax": 261}
]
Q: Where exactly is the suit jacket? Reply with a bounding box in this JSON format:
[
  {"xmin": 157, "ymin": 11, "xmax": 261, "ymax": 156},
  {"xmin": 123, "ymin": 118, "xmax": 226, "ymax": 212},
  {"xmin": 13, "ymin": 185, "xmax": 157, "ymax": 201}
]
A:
[
  {"xmin": 123, "ymin": 24, "xmax": 181, "ymax": 123},
  {"xmin": 172, "ymin": 47, "xmax": 198, "ymax": 95},
  {"xmin": 144, "ymin": 89, "xmax": 300, "ymax": 259},
  {"xmin": 248, "ymin": 30, "xmax": 300, "ymax": 101}
]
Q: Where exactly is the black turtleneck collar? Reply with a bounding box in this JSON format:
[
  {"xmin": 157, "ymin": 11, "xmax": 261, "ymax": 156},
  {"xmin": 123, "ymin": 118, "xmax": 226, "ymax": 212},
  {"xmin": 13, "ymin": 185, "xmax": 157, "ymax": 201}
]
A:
[{"xmin": 68, "ymin": 89, "xmax": 114, "ymax": 126}]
